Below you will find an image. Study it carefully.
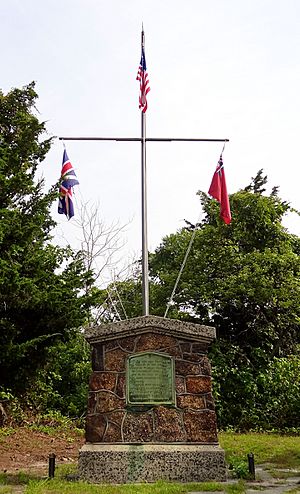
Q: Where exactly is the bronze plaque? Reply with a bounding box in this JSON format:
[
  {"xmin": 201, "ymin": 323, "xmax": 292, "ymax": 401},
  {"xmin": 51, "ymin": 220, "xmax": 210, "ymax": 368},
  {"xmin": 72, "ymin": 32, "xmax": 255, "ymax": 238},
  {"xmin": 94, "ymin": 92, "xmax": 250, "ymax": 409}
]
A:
[{"xmin": 126, "ymin": 352, "xmax": 175, "ymax": 406}]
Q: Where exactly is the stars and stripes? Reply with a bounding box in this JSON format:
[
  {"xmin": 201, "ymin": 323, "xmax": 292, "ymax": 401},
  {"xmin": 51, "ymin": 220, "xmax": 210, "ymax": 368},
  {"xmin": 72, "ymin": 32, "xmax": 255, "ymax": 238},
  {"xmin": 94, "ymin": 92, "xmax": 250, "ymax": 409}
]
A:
[
  {"xmin": 58, "ymin": 149, "xmax": 79, "ymax": 220},
  {"xmin": 136, "ymin": 44, "xmax": 150, "ymax": 113}
]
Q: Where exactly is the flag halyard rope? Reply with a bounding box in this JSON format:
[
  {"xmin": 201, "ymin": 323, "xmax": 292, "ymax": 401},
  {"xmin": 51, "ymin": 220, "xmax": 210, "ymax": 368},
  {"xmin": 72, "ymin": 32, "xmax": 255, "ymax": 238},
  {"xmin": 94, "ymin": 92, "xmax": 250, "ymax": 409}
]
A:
[
  {"xmin": 164, "ymin": 143, "xmax": 227, "ymax": 318},
  {"xmin": 164, "ymin": 214, "xmax": 201, "ymax": 318}
]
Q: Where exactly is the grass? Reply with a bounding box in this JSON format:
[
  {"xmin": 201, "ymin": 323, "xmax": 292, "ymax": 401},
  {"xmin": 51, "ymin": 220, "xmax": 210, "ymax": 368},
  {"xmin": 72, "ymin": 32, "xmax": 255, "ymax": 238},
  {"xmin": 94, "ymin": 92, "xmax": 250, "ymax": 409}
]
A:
[
  {"xmin": 0, "ymin": 471, "xmax": 42, "ymax": 485},
  {"xmin": 219, "ymin": 431, "xmax": 300, "ymax": 468},
  {"xmin": 24, "ymin": 479, "xmax": 246, "ymax": 494},
  {"xmin": 0, "ymin": 428, "xmax": 15, "ymax": 442},
  {"xmin": 0, "ymin": 487, "xmax": 14, "ymax": 494},
  {"xmin": 266, "ymin": 468, "xmax": 300, "ymax": 479},
  {"xmin": 26, "ymin": 424, "xmax": 84, "ymax": 437}
]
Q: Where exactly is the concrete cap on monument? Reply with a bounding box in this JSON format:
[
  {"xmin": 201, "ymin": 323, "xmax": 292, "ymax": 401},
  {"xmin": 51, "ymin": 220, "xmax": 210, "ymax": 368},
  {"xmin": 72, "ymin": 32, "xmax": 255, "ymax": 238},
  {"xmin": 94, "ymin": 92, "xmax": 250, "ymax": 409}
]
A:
[{"xmin": 84, "ymin": 315, "xmax": 216, "ymax": 349}]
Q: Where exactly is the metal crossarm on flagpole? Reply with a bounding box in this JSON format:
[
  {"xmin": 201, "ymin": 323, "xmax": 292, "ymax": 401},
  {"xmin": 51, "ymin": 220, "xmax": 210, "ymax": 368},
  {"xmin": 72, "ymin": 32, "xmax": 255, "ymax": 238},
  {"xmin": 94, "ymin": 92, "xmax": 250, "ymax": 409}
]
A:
[
  {"xmin": 58, "ymin": 137, "xmax": 229, "ymax": 142},
  {"xmin": 58, "ymin": 135, "xmax": 229, "ymax": 316}
]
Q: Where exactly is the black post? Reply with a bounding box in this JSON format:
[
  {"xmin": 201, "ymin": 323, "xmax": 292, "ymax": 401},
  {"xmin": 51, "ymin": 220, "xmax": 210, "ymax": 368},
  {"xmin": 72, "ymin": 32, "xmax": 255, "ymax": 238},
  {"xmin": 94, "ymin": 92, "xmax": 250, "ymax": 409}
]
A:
[
  {"xmin": 247, "ymin": 452, "xmax": 255, "ymax": 479},
  {"xmin": 48, "ymin": 453, "xmax": 56, "ymax": 478}
]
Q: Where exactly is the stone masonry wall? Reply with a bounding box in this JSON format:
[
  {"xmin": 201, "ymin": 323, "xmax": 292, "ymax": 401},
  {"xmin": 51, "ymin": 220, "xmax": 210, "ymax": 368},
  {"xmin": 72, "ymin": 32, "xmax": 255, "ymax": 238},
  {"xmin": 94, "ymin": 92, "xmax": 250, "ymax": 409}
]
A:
[{"xmin": 86, "ymin": 332, "xmax": 218, "ymax": 444}]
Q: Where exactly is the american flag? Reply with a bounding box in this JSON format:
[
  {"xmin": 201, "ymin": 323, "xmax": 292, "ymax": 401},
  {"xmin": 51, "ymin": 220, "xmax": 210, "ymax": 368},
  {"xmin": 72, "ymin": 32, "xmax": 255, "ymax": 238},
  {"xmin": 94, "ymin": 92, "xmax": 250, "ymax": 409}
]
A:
[
  {"xmin": 136, "ymin": 45, "xmax": 150, "ymax": 113},
  {"xmin": 58, "ymin": 149, "xmax": 79, "ymax": 220}
]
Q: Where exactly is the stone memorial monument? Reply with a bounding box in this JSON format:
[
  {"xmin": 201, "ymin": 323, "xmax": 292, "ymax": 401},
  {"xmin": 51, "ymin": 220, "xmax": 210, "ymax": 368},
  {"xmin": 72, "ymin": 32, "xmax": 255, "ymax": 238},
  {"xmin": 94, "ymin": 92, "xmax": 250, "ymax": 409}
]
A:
[{"xmin": 78, "ymin": 315, "xmax": 226, "ymax": 483}]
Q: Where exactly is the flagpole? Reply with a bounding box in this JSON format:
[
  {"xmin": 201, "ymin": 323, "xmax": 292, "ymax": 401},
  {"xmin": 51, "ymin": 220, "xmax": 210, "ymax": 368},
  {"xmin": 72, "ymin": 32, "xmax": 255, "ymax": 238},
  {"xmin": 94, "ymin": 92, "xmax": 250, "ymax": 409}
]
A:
[{"xmin": 141, "ymin": 29, "xmax": 149, "ymax": 316}]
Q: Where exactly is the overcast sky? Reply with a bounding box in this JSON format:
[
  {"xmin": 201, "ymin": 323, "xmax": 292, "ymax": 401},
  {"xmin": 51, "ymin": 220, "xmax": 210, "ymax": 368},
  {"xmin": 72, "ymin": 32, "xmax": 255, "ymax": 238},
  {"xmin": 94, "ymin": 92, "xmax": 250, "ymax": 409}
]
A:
[{"xmin": 1, "ymin": 0, "xmax": 300, "ymax": 277}]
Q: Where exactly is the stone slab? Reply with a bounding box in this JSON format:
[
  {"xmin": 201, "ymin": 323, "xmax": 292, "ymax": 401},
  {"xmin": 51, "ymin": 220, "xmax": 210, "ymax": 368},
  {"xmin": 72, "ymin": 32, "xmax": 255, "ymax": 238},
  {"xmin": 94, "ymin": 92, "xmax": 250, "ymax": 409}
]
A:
[
  {"xmin": 78, "ymin": 443, "xmax": 227, "ymax": 483},
  {"xmin": 85, "ymin": 315, "xmax": 215, "ymax": 348}
]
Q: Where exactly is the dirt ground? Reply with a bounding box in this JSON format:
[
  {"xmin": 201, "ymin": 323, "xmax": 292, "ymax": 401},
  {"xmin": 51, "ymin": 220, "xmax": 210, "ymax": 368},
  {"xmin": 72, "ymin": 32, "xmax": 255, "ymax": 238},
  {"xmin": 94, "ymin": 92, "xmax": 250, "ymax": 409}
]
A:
[{"xmin": 0, "ymin": 427, "xmax": 84, "ymax": 474}]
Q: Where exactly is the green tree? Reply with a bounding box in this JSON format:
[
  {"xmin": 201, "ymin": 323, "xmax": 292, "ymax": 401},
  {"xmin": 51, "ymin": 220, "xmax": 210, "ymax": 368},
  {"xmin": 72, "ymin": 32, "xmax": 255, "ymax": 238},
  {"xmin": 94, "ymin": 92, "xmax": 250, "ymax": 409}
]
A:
[
  {"xmin": 150, "ymin": 172, "xmax": 300, "ymax": 359},
  {"xmin": 102, "ymin": 171, "xmax": 300, "ymax": 429},
  {"xmin": 256, "ymin": 354, "xmax": 300, "ymax": 429},
  {"xmin": 0, "ymin": 83, "xmax": 94, "ymax": 395},
  {"xmin": 101, "ymin": 172, "xmax": 300, "ymax": 358},
  {"xmin": 27, "ymin": 329, "xmax": 92, "ymax": 419},
  {"xmin": 151, "ymin": 172, "xmax": 300, "ymax": 428}
]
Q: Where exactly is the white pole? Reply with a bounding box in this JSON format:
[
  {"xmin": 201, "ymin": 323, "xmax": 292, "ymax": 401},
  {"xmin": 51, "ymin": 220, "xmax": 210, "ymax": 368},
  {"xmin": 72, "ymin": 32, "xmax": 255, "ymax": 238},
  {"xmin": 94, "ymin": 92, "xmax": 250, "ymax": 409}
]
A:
[{"xmin": 141, "ymin": 30, "xmax": 149, "ymax": 316}]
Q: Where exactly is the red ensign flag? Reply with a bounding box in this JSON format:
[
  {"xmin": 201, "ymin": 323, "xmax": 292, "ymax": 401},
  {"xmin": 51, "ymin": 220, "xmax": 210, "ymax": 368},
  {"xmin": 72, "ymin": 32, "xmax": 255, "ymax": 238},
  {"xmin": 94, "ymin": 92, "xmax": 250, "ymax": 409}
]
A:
[{"xmin": 208, "ymin": 155, "xmax": 231, "ymax": 224}]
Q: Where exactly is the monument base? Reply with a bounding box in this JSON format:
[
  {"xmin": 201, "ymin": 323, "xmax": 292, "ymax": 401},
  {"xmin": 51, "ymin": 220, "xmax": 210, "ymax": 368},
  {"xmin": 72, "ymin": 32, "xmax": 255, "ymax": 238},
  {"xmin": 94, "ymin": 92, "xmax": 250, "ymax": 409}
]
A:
[{"xmin": 78, "ymin": 443, "xmax": 227, "ymax": 483}]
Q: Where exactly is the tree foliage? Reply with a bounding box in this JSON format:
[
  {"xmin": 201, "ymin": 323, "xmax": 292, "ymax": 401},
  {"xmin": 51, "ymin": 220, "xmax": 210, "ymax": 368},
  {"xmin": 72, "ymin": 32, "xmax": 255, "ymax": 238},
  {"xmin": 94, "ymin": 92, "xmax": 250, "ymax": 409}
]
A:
[
  {"xmin": 26, "ymin": 329, "xmax": 91, "ymax": 419},
  {"xmin": 102, "ymin": 171, "xmax": 300, "ymax": 429},
  {"xmin": 0, "ymin": 83, "xmax": 94, "ymax": 395},
  {"xmin": 106, "ymin": 171, "xmax": 300, "ymax": 361},
  {"xmin": 149, "ymin": 171, "xmax": 300, "ymax": 360}
]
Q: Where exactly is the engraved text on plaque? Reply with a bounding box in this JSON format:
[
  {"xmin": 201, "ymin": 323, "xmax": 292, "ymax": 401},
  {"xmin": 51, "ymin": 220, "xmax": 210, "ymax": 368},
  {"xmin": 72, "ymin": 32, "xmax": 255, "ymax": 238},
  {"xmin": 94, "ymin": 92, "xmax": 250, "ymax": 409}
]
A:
[{"xmin": 126, "ymin": 352, "xmax": 175, "ymax": 406}]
